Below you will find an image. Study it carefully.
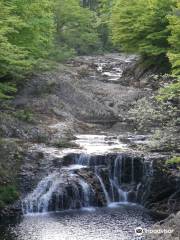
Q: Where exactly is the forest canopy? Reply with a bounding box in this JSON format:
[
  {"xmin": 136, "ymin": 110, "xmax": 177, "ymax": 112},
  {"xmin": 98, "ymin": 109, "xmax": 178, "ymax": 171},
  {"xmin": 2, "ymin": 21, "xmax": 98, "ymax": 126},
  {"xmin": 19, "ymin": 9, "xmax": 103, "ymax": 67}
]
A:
[
  {"xmin": 110, "ymin": 0, "xmax": 180, "ymax": 99},
  {"xmin": 0, "ymin": 0, "xmax": 179, "ymax": 100}
]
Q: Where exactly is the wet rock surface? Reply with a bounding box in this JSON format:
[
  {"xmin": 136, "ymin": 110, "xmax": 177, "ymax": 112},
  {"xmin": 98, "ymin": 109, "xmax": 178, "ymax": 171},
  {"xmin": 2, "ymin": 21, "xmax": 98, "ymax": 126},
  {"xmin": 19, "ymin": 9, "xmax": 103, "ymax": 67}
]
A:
[
  {"xmin": 137, "ymin": 155, "xmax": 180, "ymax": 215},
  {"xmin": 145, "ymin": 211, "xmax": 180, "ymax": 240}
]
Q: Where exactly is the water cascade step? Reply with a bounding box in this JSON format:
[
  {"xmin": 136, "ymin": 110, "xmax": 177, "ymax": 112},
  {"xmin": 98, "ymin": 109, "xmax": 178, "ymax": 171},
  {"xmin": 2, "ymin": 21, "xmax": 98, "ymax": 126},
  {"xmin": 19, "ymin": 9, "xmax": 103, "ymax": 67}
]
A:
[{"xmin": 22, "ymin": 153, "xmax": 144, "ymax": 214}]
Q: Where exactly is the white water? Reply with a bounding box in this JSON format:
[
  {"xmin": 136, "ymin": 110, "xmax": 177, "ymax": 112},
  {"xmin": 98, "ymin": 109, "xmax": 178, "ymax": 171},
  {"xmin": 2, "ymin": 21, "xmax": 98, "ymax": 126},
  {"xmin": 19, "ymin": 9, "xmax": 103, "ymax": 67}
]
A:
[
  {"xmin": 22, "ymin": 168, "xmax": 94, "ymax": 214},
  {"xmin": 74, "ymin": 134, "xmax": 127, "ymax": 154},
  {"xmin": 96, "ymin": 54, "xmax": 138, "ymax": 82},
  {"xmin": 22, "ymin": 135, "xmax": 138, "ymax": 214},
  {"xmin": 95, "ymin": 167, "xmax": 111, "ymax": 205},
  {"xmin": 78, "ymin": 179, "xmax": 91, "ymax": 207}
]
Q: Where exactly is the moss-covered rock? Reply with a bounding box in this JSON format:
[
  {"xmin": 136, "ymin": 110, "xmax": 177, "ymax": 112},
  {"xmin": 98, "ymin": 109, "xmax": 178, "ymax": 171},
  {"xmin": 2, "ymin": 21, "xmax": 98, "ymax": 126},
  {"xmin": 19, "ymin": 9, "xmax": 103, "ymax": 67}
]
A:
[
  {"xmin": 0, "ymin": 138, "xmax": 25, "ymax": 213},
  {"xmin": 0, "ymin": 185, "xmax": 19, "ymax": 209}
]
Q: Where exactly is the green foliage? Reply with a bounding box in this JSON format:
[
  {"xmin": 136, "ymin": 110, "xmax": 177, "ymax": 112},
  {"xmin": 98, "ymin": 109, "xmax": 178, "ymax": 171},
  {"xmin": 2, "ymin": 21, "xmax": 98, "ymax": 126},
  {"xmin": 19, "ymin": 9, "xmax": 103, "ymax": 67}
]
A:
[
  {"xmin": 168, "ymin": 2, "xmax": 180, "ymax": 77},
  {"xmin": 0, "ymin": 0, "xmax": 55, "ymax": 79},
  {"xmin": 10, "ymin": 0, "xmax": 55, "ymax": 64},
  {"xmin": 0, "ymin": 0, "xmax": 30, "ymax": 79},
  {"xmin": 0, "ymin": 0, "xmax": 110, "ymax": 91},
  {"xmin": 157, "ymin": 80, "xmax": 180, "ymax": 101},
  {"xmin": 81, "ymin": 0, "xmax": 99, "ymax": 10},
  {"xmin": 128, "ymin": 97, "xmax": 166, "ymax": 131},
  {"xmin": 14, "ymin": 109, "xmax": 34, "ymax": 123},
  {"xmin": 110, "ymin": 0, "xmax": 180, "ymax": 102},
  {"xmin": 0, "ymin": 185, "xmax": 19, "ymax": 209},
  {"xmin": 0, "ymin": 83, "xmax": 17, "ymax": 99},
  {"xmin": 166, "ymin": 156, "xmax": 180, "ymax": 165},
  {"xmin": 149, "ymin": 121, "xmax": 178, "ymax": 151},
  {"xmin": 55, "ymin": 0, "xmax": 101, "ymax": 55},
  {"xmin": 97, "ymin": 0, "xmax": 115, "ymax": 49},
  {"xmin": 50, "ymin": 45, "xmax": 75, "ymax": 62},
  {"xmin": 111, "ymin": 0, "xmax": 176, "ymax": 65}
]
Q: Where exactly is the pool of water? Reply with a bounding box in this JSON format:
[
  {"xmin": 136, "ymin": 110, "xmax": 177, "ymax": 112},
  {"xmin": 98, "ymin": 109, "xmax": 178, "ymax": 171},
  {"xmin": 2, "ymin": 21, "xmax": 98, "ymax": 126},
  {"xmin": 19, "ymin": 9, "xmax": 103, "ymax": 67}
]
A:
[{"xmin": 0, "ymin": 204, "xmax": 155, "ymax": 240}]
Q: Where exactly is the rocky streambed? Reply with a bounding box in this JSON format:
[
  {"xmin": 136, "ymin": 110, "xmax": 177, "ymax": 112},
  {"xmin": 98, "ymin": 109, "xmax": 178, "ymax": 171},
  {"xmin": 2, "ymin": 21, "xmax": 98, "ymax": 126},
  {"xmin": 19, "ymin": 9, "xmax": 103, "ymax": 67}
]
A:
[{"xmin": 0, "ymin": 54, "xmax": 179, "ymax": 240}]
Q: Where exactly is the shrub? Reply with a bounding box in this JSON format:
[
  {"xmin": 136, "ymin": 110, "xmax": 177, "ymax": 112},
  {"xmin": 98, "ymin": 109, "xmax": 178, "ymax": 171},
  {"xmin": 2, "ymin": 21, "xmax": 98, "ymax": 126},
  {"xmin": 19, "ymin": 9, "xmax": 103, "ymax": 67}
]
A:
[
  {"xmin": 14, "ymin": 109, "xmax": 34, "ymax": 123},
  {"xmin": 166, "ymin": 156, "xmax": 180, "ymax": 165},
  {"xmin": 0, "ymin": 185, "xmax": 19, "ymax": 209},
  {"xmin": 157, "ymin": 80, "xmax": 180, "ymax": 102},
  {"xmin": 128, "ymin": 97, "xmax": 166, "ymax": 131},
  {"xmin": 0, "ymin": 83, "xmax": 17, "ymax": 100}
]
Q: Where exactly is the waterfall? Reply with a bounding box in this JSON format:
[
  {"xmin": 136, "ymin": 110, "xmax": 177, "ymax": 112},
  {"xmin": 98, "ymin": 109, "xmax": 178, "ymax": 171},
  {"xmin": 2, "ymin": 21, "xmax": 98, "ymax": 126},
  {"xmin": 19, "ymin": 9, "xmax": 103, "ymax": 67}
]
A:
[
  {"xmin": 95, "ymin": 167, "xmax": 111, "ymax": 205},
  {"xmin": 131, "ymin": 157, "xmax": 135, "ymax": 183},
  {"xmin": 22, "ymin": 153, "xmax": 142, "ymax": 214},
  {"xmin": 110, "ymin": 155, "xmax": 128, "ymax": 203},
  {"xmin": 74, "ymin": 153, "xmax": 90, "ymax": 166},
  {"xmin": 22, "ymin": 168, "xmax": 94, "ymax": 214},
  {"xmin": 78, "ymin": 178, "xmax": 91, "ymax": 207}
]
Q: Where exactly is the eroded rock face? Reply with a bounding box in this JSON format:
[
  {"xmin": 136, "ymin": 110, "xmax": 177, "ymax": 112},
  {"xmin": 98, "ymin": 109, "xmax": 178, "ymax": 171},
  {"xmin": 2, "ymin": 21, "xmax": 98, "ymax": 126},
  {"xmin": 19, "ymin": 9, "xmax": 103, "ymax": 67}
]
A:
[
  {"xmin": 137, "ymin": 155, "xmax": 180, "ymax": 215},
  {"xmin": 145, "ymin": 211, "xmax": 180, "ymax": 240}
]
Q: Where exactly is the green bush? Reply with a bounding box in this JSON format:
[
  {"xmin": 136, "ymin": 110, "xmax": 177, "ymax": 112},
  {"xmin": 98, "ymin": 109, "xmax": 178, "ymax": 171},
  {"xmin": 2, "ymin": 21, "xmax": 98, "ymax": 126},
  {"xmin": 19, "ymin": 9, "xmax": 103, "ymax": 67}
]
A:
[
  {"xmin": 157, "ymin": 80, "xmax": 180, "ymax": 102},
  {"xmin": 168, "ymin": 2, "xmax": 180, "ymax": 77},
  {"xmin": 50, "ymin": 45, "xmax": 75, "ymax": 62},
  {"xmin": 0, "ymin": 185, "xmax": 19, "ymax": 209},
  {"xmin": 14, "ymin": 109, "xmax": 34, "ymax": 123},
  {"xmin": 128, "ymin": 97, "xmax": 166, "ymax": 131},
  {"xmin": 0, "ymin": 83, "xmax": 17, "ymax": 100},
  {"xmin": 166, "ymin": 156, "xmax": 180, "ymax": 165}
]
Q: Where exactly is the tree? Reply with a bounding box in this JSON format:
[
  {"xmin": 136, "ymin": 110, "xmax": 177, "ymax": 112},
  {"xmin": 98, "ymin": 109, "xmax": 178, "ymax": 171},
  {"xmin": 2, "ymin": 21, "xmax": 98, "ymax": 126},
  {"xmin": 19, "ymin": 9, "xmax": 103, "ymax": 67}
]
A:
[
  {"xmin": 0, "ymin": 0, "xmax": 55, "ymax": 80},
  {"xmin": 9, "ymin": 0, "xmax": 55, "ymax": 70},
  {"xmin": 157, "ymin": 1, "xmax": 180, "ymax": 103},
  {"xmin": 80, "ymin": 0, "xmax": 99, "ymax": 10},
  {"xmin": 0, "ymin": 0, "xmax": 55, "ymax": 98},
  {"xmin": 55, "ymin": 0, "xmax": 101, "ymax": 55},
  {"xmin": 110, "ymin": 0, "xmax": 176, "ymax": 66},
  {"xmin": 97, "ymin": 0, "xmax": 115, "ymax": 49},
  {"xmin": 0, "ymin": 0, "xmax": 29, "ymax": 79},
  {"xmin": 168, "ymin": 1, "xmax": 180, "ymax": 77}
]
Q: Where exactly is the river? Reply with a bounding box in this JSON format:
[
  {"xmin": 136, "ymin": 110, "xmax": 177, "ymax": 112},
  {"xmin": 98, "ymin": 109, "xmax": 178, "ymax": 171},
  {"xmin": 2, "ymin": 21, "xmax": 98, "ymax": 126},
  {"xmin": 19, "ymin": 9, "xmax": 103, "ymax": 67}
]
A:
[{"xmin": 0, "ymin": 134, "xmax": 157, "ymax": 240}]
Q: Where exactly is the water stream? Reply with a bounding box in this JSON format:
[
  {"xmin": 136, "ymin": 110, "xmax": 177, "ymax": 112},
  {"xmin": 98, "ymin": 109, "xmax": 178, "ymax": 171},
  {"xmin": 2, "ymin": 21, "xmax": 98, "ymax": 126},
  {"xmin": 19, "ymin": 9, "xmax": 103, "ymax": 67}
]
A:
[
  {"xmin": 0, "ymin": 136, "xmax": 155, "ymax": 240},
  {"xmin": 0, "ymin": 205, "xmax": 155, "ymax": 240},
  {"xmin": 0, "ymin": 54, "xmax": 160, "ymax": 240}
]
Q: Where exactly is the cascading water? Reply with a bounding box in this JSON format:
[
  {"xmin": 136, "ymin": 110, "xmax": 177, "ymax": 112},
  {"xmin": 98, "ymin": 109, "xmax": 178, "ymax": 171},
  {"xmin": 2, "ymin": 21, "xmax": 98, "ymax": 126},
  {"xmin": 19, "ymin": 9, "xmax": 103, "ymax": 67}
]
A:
[
  {"xmin": 111, "ymin": 155, "xmax": 128, "ymax": 202},
  {"xmin": 95, "ymin": 166, "xmax": 111, "ymax": 205},
  {"xmin": 22, "ymin": 166, "xmax": 94, "ymax": 214},
  {"xmin": 22, "ymin": 151, "xmax": 143, "ymax": 214}
]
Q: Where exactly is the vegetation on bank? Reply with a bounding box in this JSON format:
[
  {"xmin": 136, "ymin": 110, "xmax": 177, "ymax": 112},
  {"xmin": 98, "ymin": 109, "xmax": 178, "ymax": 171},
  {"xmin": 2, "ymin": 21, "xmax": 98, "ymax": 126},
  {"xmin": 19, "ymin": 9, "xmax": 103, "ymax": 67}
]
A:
[
  {"xmin": 0, "ymin": 185, "xmax": 19, "ymax": 209},
  {"xmin": 0, "ymin": 139, "xmax": 24, "ymax": 210},
  {"xmin": 0, "ymin": 0, "xmax": 103, "ymax": 99},
  {"xmin": 109, "ymin": 0, "xmax": 179, "ymax": 152},
  {"xmin": 166, "ymin": 156, "xmax": 180, "ymax": 165},
  {"xmin": 110, "ymin": 0, "xmax": 180, "ymax": 98}
]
